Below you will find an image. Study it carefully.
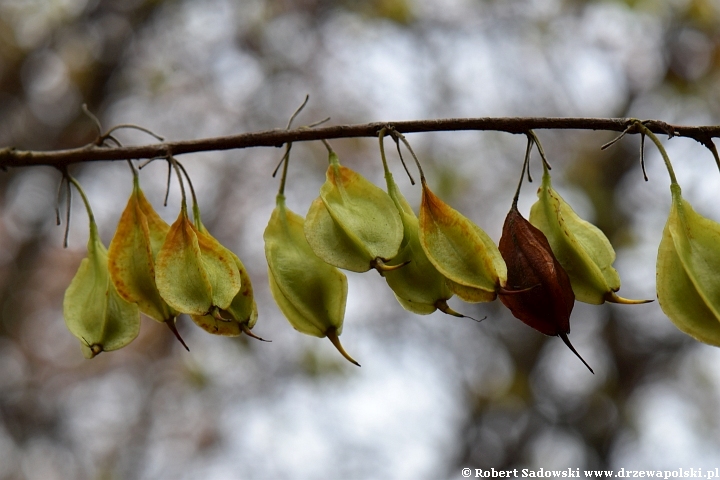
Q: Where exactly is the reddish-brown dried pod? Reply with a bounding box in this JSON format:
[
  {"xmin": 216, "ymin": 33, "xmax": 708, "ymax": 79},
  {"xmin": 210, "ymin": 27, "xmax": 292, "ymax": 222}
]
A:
[{"xmin": 499, "ymin": 135, "xmax": 593, "ymax": 373}]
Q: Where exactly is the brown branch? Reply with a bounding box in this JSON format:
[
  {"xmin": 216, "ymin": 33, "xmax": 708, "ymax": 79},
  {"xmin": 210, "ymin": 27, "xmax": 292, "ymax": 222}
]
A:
[{"xmin": 1, "ymin": 117, "xmax": 719, "ymax": 168}]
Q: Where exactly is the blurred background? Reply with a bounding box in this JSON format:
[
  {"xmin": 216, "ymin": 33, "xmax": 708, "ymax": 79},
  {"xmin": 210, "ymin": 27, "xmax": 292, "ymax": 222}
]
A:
[{"xmin": 2, "ymin": 0, "xmax": 720, "ymax": 478}]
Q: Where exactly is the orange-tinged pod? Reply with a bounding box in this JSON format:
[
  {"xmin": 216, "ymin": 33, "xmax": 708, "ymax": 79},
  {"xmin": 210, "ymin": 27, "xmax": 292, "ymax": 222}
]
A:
[
  {"xmin": 418, "ymin": 179, "xmax": 507, "ymax": 302},
  {"xmin": 109, "ymin": 175, "xmax": 178, "ymax": 324}
]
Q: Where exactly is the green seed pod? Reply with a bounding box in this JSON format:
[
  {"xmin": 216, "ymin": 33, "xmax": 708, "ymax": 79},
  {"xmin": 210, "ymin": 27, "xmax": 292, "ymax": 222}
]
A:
[
  {"xmin": 191, "ymin": 216, "xmax": 259, "ymax": 338},
  {"xmin": 377, "ymin": 136, "xmax": 463, "ymax": 317},
  {"xmin": 418, "ymin": 179, "xmax": 507, "ymax": 303},
  {"xmin": 265, "ymin": 194, "xmax": 358, "ymax": 365},
  {"xmin": 529, "ymin": 163, "xmax": 650, "ymax": 305},
  {"xmin": 657, "ymin": 183, "xmax": 720, "ymax": 345},
  {"xmin": 63, "ymin": 178, "xmax": 140, "ymax": 358},
  {"xmin": 155, "ymin": 206, "xmax": 241, "ymax": 317},
  {"xmin": 304, "ymin": 151, "xmax": 403, "ymax": 273}
]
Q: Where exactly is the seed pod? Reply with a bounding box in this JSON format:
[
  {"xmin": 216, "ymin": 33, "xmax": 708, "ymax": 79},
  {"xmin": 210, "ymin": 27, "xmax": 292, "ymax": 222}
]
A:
[
  {"xmin": 499, "ymin": 136, "xmax": 592, "ymax": 373},
  {"xmin": 304, "ymin": 151, "xmax": 403, "ymax": 273},
  {"xmin": 529, "ymin": 163, "xmax": 650, "ymax": 305},
  {"xmin": 418, "ymin": 178, "xmax": 507, "ymax": 303},
  {"xmin": 155, "ymin": 205, "xmax": 241, "ymax": 317},
  {"xmin": 656, "ymin": 183, "xmax": 720, "ymax": 345},
  {"xmin": 108, "ymin": 174, "xmax": 180, "ymax": 330},
  {"xmin": 378, "ymin": 136, "xmax": 463, "ymax": 317},
  {"xmin": 63, "ymin": 178, "xmax": 140, "ymax": 358},
  {"xmin": 265, "ymin": 194, "xmax": 358, "ymax": 366},
  {"xmin": 499, "ymin": 204, "xmax": 593, "ymax": 373},
  {"xmin": 191, "ymin": 216, "xmax": 260, "ymax": 338}
]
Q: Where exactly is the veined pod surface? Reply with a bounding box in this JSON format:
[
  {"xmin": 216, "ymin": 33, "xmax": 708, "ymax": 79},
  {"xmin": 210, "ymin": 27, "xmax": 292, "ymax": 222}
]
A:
[
  {"xmin": 108, "ymin": 174, "xmax": 178, "ymax": 325},
  {"xmin": 155, "ymin": 206, "xmax": 241, "ymax": 317},
  {"xmin": 304, "ymin": 151, "xmax": 403, "ymax": 273},
  {"xmin": 378, "ymin": 138, "xmax": 460, "ymax": 316},
  {"xmin": 63, "ymin": 180, "xmax": 140, "ymax": 358},
  {"xmin": 418, "ymin": 179, "xmax": 507, "ymax": 303},
  {"xmin": 191, "ymin": 215, "xmax": 259, "ymax": 337},
  {"xmin": 265, "ymin": 194, "xmax": 357, "ymax": 365},
  {"xmin": 529, "ymin": 164, "xmax": 649, "ymax": 305},
  {"xmin": 657, "ymin": 183, "xmax": 720, "ymax": 346}
]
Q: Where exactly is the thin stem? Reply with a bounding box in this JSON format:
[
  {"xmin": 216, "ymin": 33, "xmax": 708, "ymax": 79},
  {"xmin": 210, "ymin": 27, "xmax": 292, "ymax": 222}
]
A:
[
  {"xmin": 389, "ymin": 128, "xmax": 425, "ymax": 183},
  {"xmin": 66, "ymin": 174, "xmax": 97, "ymax": 238},
  {"xmin": 81, "ymin": 104, "xmax": 103, "ymax": 137},
  {"xmin": 175, "ymin": 160, "xmax": 201, "ymax": 225},
  {"xmin": 392, "ymin": 135, "xmax": 415, "ymax": 185},
  {"xmin": 167, "ymin": 156, "xmax": 188, "ymax": 214},
  {"xmin": 634, "ymin": 122, "xmax": 678, "ymax": 186},
  {"xmin": 512, "ymin": 136, "xmax": 534, "ymax": 209},
  {"xmin": 640, "ymin": 133, "xmax": 648, "ymax": 181},
  {"xmin": 102, "ymin": 124, "xmax": 165, "ymax": 143}
]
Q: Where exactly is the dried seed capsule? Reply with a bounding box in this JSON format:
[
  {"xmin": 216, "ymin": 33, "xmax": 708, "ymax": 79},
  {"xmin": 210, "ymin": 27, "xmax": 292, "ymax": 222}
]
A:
[{"xmin": 498, "ymin": 136, "xmax": 592, "ymax": 373}]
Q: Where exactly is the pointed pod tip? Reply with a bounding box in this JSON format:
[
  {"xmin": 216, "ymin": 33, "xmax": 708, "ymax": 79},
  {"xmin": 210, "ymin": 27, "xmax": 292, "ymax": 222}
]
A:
[
  {"xmin": 605, "ymin": 291, "xmax": 654, "ymax": 305},
  {"xmin": 326, "ymin": 328, "xmax": 361, "ymax": 367},
  {"xmin": 372, "ymin": 258, "xmax": 410, "ymax": 275},
  {"xmin": 558, "ymin": 332, "xmax": 593, "ymax": 374},
  {"xmin": 241, "ymin": 324, "xmax": 271, "ymax": 342},
  {"xmin": 165, "ymin": 318, "xmax": 190, "ymax": 352},
  {"xmin": 435, "ymin": 299, "xmax": 485, "ymax": 323}
]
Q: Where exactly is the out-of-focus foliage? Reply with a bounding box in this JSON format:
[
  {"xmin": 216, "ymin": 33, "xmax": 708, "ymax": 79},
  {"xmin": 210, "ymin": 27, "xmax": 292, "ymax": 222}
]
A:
[{"xmin": 2, "ymin": 0, "xmax": 720, "ymax": 478}]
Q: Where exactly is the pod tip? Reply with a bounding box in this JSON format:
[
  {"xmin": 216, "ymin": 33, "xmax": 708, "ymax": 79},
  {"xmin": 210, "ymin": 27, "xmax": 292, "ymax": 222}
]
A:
[
  {"xmin": 326, "ymin": 328, "xmax": 361, "ymax": 367},
  {"xmin": 558, "ymin": 332, "xmax": 594, "ymax": 374},
  {"xmin": 165, "ymin": 318, "xmax": 190, "ymax": 352},
  {"xmin": 241, "ymin": 324, "xmax": 271, "ymax": 342},
  {"xmin": 605, "ymin": 291, "xmax": 654, "ymax": 305},
  {"xmin": 436, "ymin": 299, "xmax": 485, "ymax": 323}
]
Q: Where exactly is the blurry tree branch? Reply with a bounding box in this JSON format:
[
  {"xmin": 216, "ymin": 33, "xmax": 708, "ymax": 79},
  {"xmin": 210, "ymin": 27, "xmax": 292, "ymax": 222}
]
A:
[{"xmin": 2, "ymin": 117, "xmax": 719, "ymax": 168}]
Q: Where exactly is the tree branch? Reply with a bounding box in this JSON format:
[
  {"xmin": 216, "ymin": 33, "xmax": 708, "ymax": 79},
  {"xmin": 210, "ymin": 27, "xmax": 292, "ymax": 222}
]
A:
[{"xmin": 2, "ymin": 117, "xmax": 719, "ymax": 168}]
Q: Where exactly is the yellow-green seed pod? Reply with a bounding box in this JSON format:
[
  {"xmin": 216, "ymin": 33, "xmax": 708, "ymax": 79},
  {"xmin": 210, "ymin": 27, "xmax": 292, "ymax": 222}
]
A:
[
  {"xmin": 63, "ymin": 181, "xmax": 140, "ymax": 359},
  {"xmin": 418, "ymin": 179, "xmax": 507, "ymax": 303},
  {"xmin": 529, "ymin": 164, "xmax": 650, "ymax": 305},
  {"xmin": 265, "ymin": 194, "xmax": 358, "ymax": 366},
  {"xmin": 191, "ymin": 217, "xmax": 259, "ymax": 337},
  {"xmin": 304, "ymin": 151, "xmax": 403, "ymax": 273},
  {"xmin": 108, "ymin": 174, "xmax": 179, "ymax": 324},
  {"xmin": 657, "ymin": 184, "xmax": 720, "ymax": 345},
  {"xmin": 155, "ymin": 207, "xmax": 241, "ymax": 316},
  {"xmin": 378, "ymin": 140, "xmax": 462, "ymax": 317}
]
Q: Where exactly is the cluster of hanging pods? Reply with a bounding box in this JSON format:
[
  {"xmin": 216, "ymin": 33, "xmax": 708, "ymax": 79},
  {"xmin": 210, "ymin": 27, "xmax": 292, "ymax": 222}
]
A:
[{"xmin": 61, "ymin": 120, "xmax": 720, "ymax": 373}]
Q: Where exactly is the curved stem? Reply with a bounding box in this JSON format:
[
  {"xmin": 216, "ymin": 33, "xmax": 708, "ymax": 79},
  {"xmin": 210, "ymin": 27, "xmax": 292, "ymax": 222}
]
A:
[
  {"xmin": 634, "ymin": 122, "xmax": 678, "ymax": 186},
  {"xmin": 175, "ymin": 160, "xmax": 201, "ymax": 224},
  {"xmin": 167, "ymin": 156, "xmax": 188, "ymax": 214},
  {"xmin": 512, "ymin": 135, "xmax": 534, "ymax": 210}
]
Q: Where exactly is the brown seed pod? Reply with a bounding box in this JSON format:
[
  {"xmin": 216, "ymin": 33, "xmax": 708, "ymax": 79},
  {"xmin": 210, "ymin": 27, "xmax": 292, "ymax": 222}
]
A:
[{"xmin": 499, "ymin": 134, "xmax": 593, "ymax": 373}]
